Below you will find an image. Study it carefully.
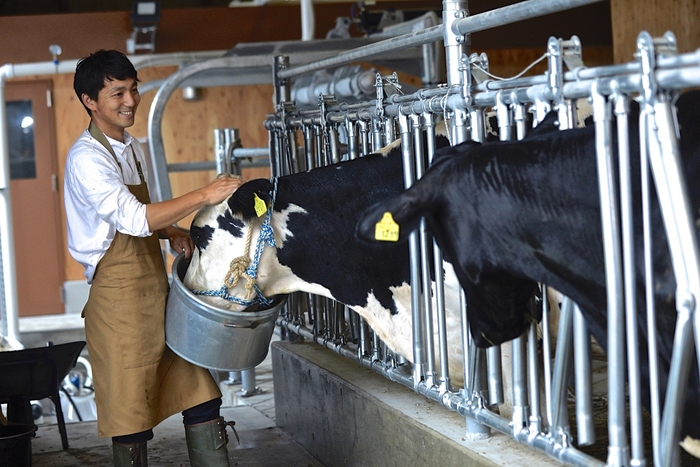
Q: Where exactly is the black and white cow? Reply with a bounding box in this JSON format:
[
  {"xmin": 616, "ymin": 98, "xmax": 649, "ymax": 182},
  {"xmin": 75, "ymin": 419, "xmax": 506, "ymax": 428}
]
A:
[
  {"xmin": 356, "ymin": 91, "xmax": 700, "ymax": 453},
  {"xmin": 183, "ymin": 135, "xmax": 485, "ymax": 385}
]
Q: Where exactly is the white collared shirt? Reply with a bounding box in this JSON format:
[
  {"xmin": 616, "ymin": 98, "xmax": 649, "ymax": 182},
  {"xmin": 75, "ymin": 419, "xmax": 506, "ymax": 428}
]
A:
[{"xmin": 64, "ymin": 128, "xmax": 152, "ymax": 283}]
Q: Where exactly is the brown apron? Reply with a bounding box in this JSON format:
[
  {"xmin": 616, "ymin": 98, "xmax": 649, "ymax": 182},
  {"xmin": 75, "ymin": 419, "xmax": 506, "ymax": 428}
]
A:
[{"xmin": 82, "ymin": 123, "xmax": 221, "ymax": 438}]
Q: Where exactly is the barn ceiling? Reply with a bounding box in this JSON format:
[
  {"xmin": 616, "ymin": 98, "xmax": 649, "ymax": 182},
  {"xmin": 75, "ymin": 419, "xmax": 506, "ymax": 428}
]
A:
[{"xmin": 0, "ymin": 0, "xmax": 235, "ymax": 16}]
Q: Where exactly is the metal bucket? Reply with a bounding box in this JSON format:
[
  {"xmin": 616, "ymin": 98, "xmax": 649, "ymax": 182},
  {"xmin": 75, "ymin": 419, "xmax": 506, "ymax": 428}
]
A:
[
  {"xmin": 0, "ymin": 424, "xmax": 35, "ymax": 467},
  {"xmin": 165, "ymin": 254, "xmax": 286, "ymax": 371}
]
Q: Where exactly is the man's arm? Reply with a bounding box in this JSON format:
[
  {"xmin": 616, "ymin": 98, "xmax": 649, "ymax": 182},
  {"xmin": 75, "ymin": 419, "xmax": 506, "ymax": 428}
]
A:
[
  {"xmin": 149, "ymin": 176, "xmax": 243, "ymax": 259},
  {"xmin": 145, "ymin": 176, "xmax": 243, "ymax": 232}
]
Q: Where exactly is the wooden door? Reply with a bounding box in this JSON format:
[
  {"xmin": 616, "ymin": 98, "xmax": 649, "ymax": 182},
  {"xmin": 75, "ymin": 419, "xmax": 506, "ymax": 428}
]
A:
[{"xmin": 6, "ymin": 80, "xmax": 64, "ymax": 316}]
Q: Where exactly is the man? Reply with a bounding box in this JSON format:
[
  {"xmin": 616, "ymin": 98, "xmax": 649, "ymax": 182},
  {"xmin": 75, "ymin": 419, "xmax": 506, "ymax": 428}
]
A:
[{"xmin": 64, "ymin": 49, "xmax": 242, "ymax": 467}]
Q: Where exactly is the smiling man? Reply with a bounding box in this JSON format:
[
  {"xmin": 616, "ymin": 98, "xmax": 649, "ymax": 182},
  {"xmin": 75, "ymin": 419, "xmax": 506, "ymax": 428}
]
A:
[{"xmin": 64, "ymin": 49, "xmax": 242, "ymax": 467}]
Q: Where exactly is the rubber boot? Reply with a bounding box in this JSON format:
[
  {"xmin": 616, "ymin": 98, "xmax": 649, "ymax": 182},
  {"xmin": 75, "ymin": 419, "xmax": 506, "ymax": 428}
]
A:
[
  {"xmin": 113, "ymin": 441, "xmax": 147, "ymax": 467},
  {"xmin": 185, "ymin": 416, "xmax": 237, "ymax": 467}
]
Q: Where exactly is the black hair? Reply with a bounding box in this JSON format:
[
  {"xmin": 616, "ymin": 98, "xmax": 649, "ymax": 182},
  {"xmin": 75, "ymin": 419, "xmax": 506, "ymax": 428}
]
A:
[{"xmin": 73, "ymin": 49, "xmax": 139, "ymax": 116}]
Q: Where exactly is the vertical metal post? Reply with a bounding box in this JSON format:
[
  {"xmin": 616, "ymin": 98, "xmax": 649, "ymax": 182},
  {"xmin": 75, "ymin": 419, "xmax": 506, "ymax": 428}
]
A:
[
  {"xmin": 487, "ymin": 346, "xmax": 503, "ymax": 406},
  {"xmin": 225, "ymin": 128, "xmax": 240, "ymax": 175},
  {"xmin": 527, "ymin": 320, "xmax": 542, "ymax": 434},
  {"xmin": 591, "ymin": 81, "xmax": 630, "ymax": 467},
  {"xmin": 511, "ymin": 335, "xmax": 528, "ymax": 434},
  {"xmin": 358, "ymin": 315, "xmax": 371, "ymax": 357},
  {"xmin": 444, "ymin": 0, "xmax": 489, "ymax": 438},
  {"xmin": 421, "ymin": 35, "xmax": 444, "ymax": 87},
  {"xmin": 647, "ymin": 100, "xmax": 697, "ymax": 467},
  {"xmin": 286, "ymin": 128, "xmax": 301, "ymax": 173},
  {"xmin": 328, "ymin": 126, "xmax": 341, "ymax": 164},
  {"xmin": 214, "ymin": 129, "xmax": 227, "ymax": 174},
  {"xmin": 613, "ymin": 90, "xmax": 645, "ymax": 464},
  {"xmin": 442, "ymin": 0, "xmax": 470, "ymax": 145},
  {"xmin": 398, "ymin": 113, "xmax": 425, "ymax": 386},
  {"xmin": 541, "ymin": 285, "xmax": 554, "ymax": 427},
  {"xmin": 425, "ymin": 112, "xmax": 451, "ymax": 390},
  {"xmin": 314, "ymin": 124, "xmax": 324, "ymax": 167},
  {"xmin": 272, "ymin": 55, "xmax": 291, "ymax": 178},
  {"xmin": 470, "ymin": 108, "xmax": 485, "ymax": 143},
  {"xmin": 550, "ymin": 47, "xmax": 596, "ymax": 446},
  {"xmin": 384, "ymin": 116, "xmax": 396, "ymax": 144},
  {"xmin": 573, "ymin": 305, "xmax": 594, "ymax": 446},
  {"xmin": 547, "ymin": 36, "xmax": 570, "ymax": 129},
  {"xmin": 639, "ymin": 105, "xmax": 661, "ymax": 458},
  {"xmin": 358, "ymin": 120, "xmax": 370, "ymax": 155},
  {"xmin": 495, "ymin": 91, "xmax": 512, "ymax": 142},
  {"xmin": 237, "ymin": 368, "xmax": 263, "ymax": 397},
  {"xmin": 371, "ymin": 118, "xmax": 384, "ymax": 152},
  {"xmin": 512, "ymin": 93, "xmax": 528, "ymax": 140},
  {"xmin": 346, "ymin": 119, "xmax": 360, "ymax": 160},
  {"xmin": 550, "ymin": 297, "xmax": 573, "ymax": 436},
  {"xmin": 0, "ymin": 78, "xmax": 19, "ymax": 344},
  {"xmin": 273, "ymin": 55, "xmax": 290, "ymax": 109},
  {"xmin": 303, "ymin": 125, "xmax": 316, "ymax": 171},
  {"xmin": 268, "ymin": 128, "xmax": 282, "ymax": 178},
  {"xmin": 637, "ymin": 31, "xmax": 700, "ymax": 465},
  {"xmin": 412, "ymin": 113, "xmax": 435, "ymax": 387}
]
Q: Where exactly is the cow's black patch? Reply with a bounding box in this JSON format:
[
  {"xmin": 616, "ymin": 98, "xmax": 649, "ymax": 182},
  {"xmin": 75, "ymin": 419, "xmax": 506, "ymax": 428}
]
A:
[
  {"xmin": 190, "ymin": 224, "xmax": 215, "ymax": 251},
  {"xmin": 228, "ymin": 179, "xmax": 273, "ymax": 220},
  {"xmin": 275, "ymin": 150, "xmax": 410, "ymax": 315},
  {"xmin": 270, "ymin": 136, "xmax": 449, "ymax": 316},
  {"xmin": 217, "ymin": 210, "xmax": 245, "ymax": 238}
]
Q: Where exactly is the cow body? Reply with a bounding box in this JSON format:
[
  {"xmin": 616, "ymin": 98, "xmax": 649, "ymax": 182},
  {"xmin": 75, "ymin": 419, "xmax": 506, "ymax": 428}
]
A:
[
  {"xmin": 356, "ymin": 92, "xmax": 700, "ymax": 444},
  {"xmin": 184, "ymin": 141, "xmax": 469, "ymax": 382}
]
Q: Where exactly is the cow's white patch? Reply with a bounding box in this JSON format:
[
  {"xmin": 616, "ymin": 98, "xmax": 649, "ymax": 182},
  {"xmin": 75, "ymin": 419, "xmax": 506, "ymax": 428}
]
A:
[
  {"xmin": 271, "ymin": 204, "xmax": 307, "ymax": 247},
  {"xmin": 352, "ymin": 287, "xmax": 414, "ymax": 361}
]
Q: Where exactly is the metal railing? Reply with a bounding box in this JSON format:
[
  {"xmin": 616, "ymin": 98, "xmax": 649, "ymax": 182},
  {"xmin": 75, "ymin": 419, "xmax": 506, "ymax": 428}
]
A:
[{"xmin": 264, "ymin": 1, "xmax": 700, "ymax": 465}]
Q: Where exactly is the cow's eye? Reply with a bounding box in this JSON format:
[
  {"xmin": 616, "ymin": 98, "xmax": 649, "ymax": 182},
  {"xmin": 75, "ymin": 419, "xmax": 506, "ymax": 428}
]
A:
[{"xmin": 190, "ymin": 224, "xmax": 214, "ymax": 250}]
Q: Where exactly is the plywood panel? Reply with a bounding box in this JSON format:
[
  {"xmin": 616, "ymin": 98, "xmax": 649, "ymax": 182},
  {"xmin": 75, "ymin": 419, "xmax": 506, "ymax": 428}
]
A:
[
  {"xmin": 54, "ymin": 65, "xmax": 274, "ymax": 281},
  {"xmin": 1, "ymin": 3, "xmax": 616, "ymax": 284},
  {"xmin": 0, "ymin": 2, "xmax": 438, "ymax": 65},
  {"xmin": 611, "ymin": 0, "xmax": 700, "ymax": 63}
]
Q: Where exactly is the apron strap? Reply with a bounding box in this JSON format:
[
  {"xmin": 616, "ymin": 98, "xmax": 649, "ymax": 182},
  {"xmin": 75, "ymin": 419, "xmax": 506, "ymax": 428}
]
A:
[{"xmin": 88, "ymin": 121, "xmax": 144, "ymax": 183}]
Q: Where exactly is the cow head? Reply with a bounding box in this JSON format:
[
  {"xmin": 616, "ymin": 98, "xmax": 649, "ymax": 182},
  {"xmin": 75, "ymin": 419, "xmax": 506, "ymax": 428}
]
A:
[
  {"xmin": 184, "ymin": 178, "xmax": 280, "ymax": 312},
  {"xmin": 356, "ymin": 138, "xmax": 540, "ymax": 348}
]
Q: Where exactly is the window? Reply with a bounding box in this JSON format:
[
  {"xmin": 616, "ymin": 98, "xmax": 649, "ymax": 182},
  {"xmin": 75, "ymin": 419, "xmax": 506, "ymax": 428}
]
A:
[{"xmin": 7, "ymin": 100, "xmax": 36, "ymax": 180}]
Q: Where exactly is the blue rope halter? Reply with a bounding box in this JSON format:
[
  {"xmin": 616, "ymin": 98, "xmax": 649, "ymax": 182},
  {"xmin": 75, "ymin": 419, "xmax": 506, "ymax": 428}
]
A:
[{"xmin": 192, "ymin": 178, "xmax": 278, "ymax": 308}]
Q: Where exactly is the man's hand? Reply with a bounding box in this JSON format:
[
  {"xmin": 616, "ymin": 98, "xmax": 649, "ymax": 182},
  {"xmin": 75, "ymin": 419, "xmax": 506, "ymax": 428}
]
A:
[
  {"xmin": 169, "ymin": 232, "xmax": 195, "ymax": 259},
  {"xmin": 201, "ymin": 174, "xmax": 245, "ymax": 205}
]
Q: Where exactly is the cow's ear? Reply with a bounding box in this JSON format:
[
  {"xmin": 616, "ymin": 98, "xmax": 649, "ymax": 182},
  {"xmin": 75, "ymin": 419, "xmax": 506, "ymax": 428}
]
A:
[
  {"xmin": 356, "ymin": 184, "xmax": 433, "ymax": 245},
  {"xmin": 227, "ymin": 178, "xmax": 273, "ymax": 220}
]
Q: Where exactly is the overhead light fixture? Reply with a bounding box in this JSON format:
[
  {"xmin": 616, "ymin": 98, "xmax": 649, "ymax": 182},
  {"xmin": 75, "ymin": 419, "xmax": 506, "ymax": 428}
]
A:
[
  {"xmin": 49, "ymin": 44, "xmax": 62, "ymax": 72},
  {"xmin": 20, "ymin": 116, "xmax": 33, "ymax": 129},
  {"xmin": 127, "ymin": 1, "xmax": 161, "ymax": 54}
]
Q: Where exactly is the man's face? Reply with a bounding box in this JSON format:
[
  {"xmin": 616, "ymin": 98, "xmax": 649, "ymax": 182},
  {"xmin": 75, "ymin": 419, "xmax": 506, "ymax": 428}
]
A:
[{"xmin": 83, "ymin": 77, "xmax": 140, "ymax": 140}]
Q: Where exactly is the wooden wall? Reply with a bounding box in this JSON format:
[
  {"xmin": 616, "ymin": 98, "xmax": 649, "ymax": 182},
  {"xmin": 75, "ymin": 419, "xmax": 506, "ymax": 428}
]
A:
[
  {"xmin": 2, "ymin": 1, "xmax": 616, "ymax": 282},
  {"xmin": 610, "ymin": 0, "xmax": 700, "ymax": 63},
  {"xmin": 50, "ymin": 67, "xmax": 276, "ymax": 281},
  {"xmin": 0, "ymin": 3, "xmax": 381, "ymax": 282}
]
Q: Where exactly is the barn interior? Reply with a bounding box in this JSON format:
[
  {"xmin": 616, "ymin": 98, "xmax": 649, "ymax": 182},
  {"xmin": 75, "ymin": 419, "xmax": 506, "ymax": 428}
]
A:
[{"xmin": 1, "ymin": 0, "xmax": 700, "ymax": 466}]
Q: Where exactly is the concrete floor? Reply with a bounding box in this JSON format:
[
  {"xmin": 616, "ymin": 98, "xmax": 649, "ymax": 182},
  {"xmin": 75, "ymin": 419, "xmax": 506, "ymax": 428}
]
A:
[
  {"xmin": 21, "ymin": 334, "xmax": 324, "ymax": 467},
  {"xmin": 30, "ymin": 406, "xmax": 323, "ymax": 467}
]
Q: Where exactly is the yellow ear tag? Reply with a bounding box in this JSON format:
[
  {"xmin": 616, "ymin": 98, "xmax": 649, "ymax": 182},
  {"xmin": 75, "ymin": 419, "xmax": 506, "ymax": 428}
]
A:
[
  {"xmin": 374, "ymin": 212, "xmax": 400, "ymax": 242},
  {"xmin": 253, "ymin": 193, "xmax": 268, "ymax": 217}
]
